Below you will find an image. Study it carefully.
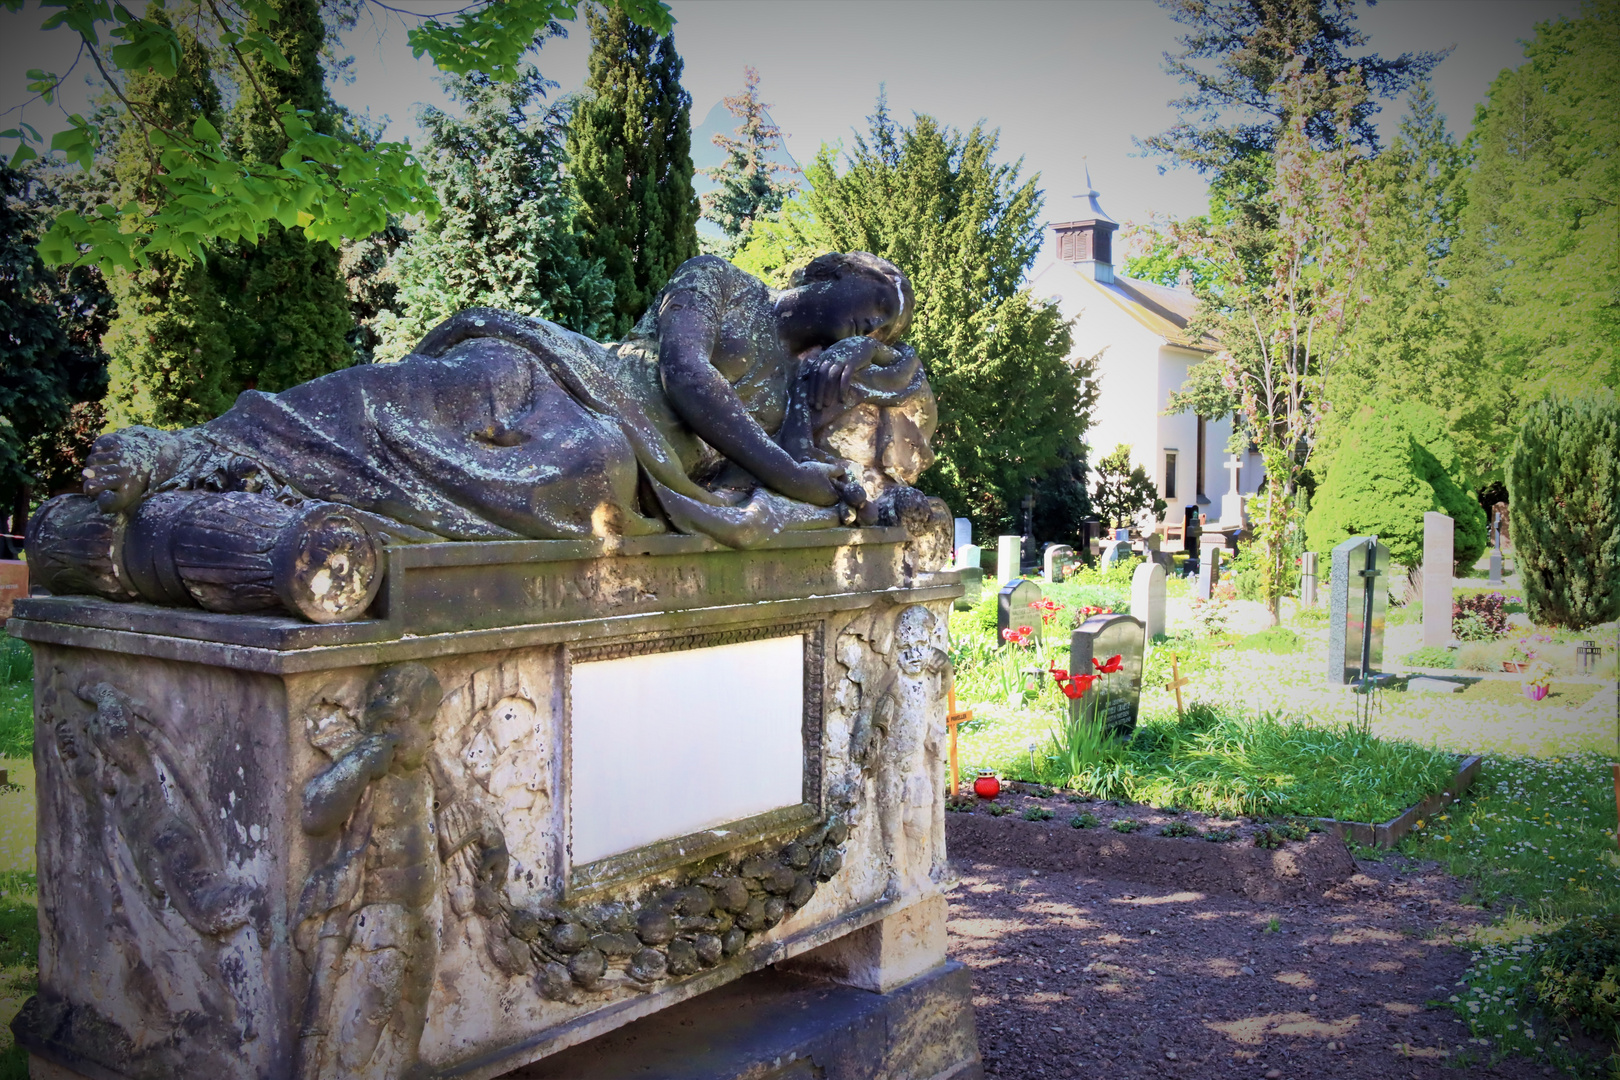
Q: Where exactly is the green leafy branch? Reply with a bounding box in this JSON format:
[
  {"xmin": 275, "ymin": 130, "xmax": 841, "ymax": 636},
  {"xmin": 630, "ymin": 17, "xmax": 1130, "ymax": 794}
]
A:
[{"xmin": 3, "ymin": 0, "xmax": 673, "ymax": 272}]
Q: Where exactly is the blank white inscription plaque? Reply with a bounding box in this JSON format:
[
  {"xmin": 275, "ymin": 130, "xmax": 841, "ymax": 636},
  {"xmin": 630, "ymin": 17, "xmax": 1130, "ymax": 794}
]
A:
[{"xmin": 569, "ymin": 635, "xmax": 805, "ymax": 867}]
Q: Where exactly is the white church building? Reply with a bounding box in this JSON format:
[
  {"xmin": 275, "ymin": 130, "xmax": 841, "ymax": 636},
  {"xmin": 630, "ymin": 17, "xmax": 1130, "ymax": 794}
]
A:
[{"xmin": 1027, "ymin": 173, "xmax": 1265, "ymax": 538}]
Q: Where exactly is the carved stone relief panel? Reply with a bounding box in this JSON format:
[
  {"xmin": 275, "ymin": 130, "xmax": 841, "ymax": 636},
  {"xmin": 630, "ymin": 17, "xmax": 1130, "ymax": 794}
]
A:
[{"xmin": 20, "ymin": 645, "xmax": 284, "ymax": 1080}]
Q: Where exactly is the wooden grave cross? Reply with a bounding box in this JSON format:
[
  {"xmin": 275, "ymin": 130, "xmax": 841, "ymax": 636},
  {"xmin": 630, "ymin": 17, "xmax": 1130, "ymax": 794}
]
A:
[
  {"xmin": 1165, "ymin": 654, "xmax": 1192, "ymax": 719},
  {"xmin": 947, "ymin": 688, "xmax": 973, "ymax": 799}
]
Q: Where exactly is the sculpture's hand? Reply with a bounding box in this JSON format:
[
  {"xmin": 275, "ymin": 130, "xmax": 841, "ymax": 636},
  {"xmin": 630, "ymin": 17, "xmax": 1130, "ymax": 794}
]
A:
[
  {"xmin": 780, "ymin": 460, "xmax": 848, "ymax": 507},
  {"xmin": 83, "ymin": 433, "xmax": 155, "ymax": 514},
  {"xmin": 356, "ymin": 732, "xmax": 399, "ymax": 781},
  {"xmin": 809, "ymin": 338, "xmax": 893, "ymax": 412}
]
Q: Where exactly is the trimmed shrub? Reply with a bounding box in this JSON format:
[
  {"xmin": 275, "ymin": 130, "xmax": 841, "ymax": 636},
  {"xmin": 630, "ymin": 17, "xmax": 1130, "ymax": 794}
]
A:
[
  {"xmin": 1506, "ymin": 392, "xmax": 1620, "ymax": 631},
  {"xmin": 1305, "ymin": 401, "xmax": 1488, "ymax": 571}
]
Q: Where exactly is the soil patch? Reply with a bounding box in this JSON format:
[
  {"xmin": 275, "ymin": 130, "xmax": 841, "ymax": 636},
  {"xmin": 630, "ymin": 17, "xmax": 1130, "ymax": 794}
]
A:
[{"xmin": 945, "ymin": 795, "xmax": 1556, "ymax": 1079}]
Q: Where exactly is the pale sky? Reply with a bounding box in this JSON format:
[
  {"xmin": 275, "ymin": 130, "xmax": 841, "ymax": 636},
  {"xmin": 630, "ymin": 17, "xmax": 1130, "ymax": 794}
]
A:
[{"xmin": 1, "ymin": 0, "xmax": 1577, "ymax": 270}]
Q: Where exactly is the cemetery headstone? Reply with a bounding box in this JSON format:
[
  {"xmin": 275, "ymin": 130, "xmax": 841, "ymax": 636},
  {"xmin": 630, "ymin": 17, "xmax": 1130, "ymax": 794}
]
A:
[
  {"xmin": 996, "ymin": 535, "xmax": 1021, "ymax": 585},
  {"xmin": 1131, "ymin": 561, "xmax": 1166, "ymax": 639},
  {"xmin": 954, "ymin": 543, "xmax": 981, "ymax": 570},
  {"xmin": 1300, "ymin": 551, "xmax": 1319, "ymax": 607},
  {"xmin": 1422, "ymin": 511, "xmax": 1454, "ymax": 649},
  {"xmin": 1219, "ymin": 455, "xmax": 1244, "ymax": 526},
  {"xmin": 1113, "ymin": 527, "xmax": 1131, "ymax": 542},
  {"xmin": 1328, "ymin": 535, "xmax": 1391, "ymax": 684},
  {"xmin": 1489, "ymin": 552, "xmax": 1502, "ymax": 584},
  {"xmin": 1182, "ymin": 505, "xmax": 1201, "ymax": 552},
  {"xmin": 0, "ymin": 561, "xmax": 26, "ymax": 620},
  {"xmin": 954, "ymin": 517, "xmax": 972, "ymax": 558},
  {"xmin": 954, "ymin": 562, "xmax": 984, "ymax": 611},
  {"xmin": 1099, "ymin": 539, "xmax": 1128, "ymax": 570},
  {"xmin": 1043, "ymin": 544, "xmax": 1076, "ymax": 583},
  {"xmin": 1069, "ymin": 613, "xmax": 1147, "ymax": 736},
  {"xmin": 1196, "ymin": 542, "xmax": 1222, "ymax": 600},
  {"xmin": 997, "ymin": 578, "xmax": 1044, "ymax": 650},
  {"xmin": 1081, "ymin": 519, "xmax": 1100, "ymax": 561}
]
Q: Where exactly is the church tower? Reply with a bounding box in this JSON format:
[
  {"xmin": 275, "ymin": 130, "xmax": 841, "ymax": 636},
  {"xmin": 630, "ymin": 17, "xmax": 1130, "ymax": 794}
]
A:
[{"xmin": 1051, "ymin": 164, "xmax": 1118, "ymax": 284}]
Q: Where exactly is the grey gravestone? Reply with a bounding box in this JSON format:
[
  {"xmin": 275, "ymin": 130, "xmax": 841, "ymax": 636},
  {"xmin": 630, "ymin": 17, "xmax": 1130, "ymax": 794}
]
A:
[
  {"xmin": 1300, "ymin": 551, "xmax": 1319, "ymax": 606},
  {"xmin": 1131, "ymin": 561, "xmax": 1166, "ymax": 639},
  {"xmin": 996, "ymin": 535, "xmax": 1021, "ymax": 585},
  {"xmin": 954, "ymin": 517, "xmax": 972, "ymax": 557},
  {"xmin": 1069, "ymin": 613, "xmax": 1147, "ymax": 736},
  {"xmin": 1489, "ymin": 552, "xmax": 1502, "ymax": 584},
  {"xmin": 1196, "ymin": 543, "xmax": 1222, "ymax": 600},
  {"xmin": 997, "ymin": 578, "xmax": 1044, "ymax": 650},
  {"xmin": 1099, "ymin": 540, "xmax": 1129, "ymax": 570},
  {"xmin": 1421, "ymin": 511, "xmax": 1453, "ymax": 649},
  {"xmin": 1113, "ymin": 528, "xmax": 1130, "ymax": 542},
  {"xmin": 954, "ymin": 566, "xmax": 985, "ymax": 611},
  {"xmin": 1044, "ymin": 544, "xmax": 1076, "ymax": 583},
  {"xmin": 1081, "ymin": 519, "xmax": 1100, "ymax": 561},
  {"xmin": 1328, "ymin": 535, "xmax": 1391, "ymax": 685},
  {"xmin": 954, "ymin": 543, "xmax": 981, "ymax": 570}
]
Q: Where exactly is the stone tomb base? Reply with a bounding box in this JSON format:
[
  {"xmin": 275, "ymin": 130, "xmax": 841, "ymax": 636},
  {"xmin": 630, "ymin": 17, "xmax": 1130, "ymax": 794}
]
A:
[
  {"xmin": 512, "ymin": 962, "xmax": 981, "ymax": 1080},
  {"xmin": 11, "ymin": 525, "xmax": 969, "ymax": 1080}
]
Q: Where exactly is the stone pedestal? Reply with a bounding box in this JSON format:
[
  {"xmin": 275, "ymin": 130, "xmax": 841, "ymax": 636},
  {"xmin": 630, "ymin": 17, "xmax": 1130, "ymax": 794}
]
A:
[
  {"xmin": 1422, "ymin": 512, "xmax": 1454, "ymax": 649},
  {"xmin": 9, "ymin": 525, "xmax": 968, "ymax": 1080},
  {"xmin": 512, "ymin": 961, "xmax": 981, "ymax": 1080}
]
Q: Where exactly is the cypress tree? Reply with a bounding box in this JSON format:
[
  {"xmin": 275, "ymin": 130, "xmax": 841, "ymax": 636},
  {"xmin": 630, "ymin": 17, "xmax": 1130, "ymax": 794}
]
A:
[
  {"xmin": 1506, "ymin": 393, "xmax": 1620, "ymax": 631},
  {"xmin": 567, "ymin": 4, "xmax": 699, "ymax": 339},
  {"xmin": 211, "ymin": 0, "xmax": 354, "ymax": 392},
  {"xmin": 700, "ymin": 67, "xmax": 797, "ymax": 257},
  {"xmin": 101, "ymin": 6, "xmax": 237, "ymax": 429}
]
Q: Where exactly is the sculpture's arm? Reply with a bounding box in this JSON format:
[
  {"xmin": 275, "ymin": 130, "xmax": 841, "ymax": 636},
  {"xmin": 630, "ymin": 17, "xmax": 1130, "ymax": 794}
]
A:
[
  {"xmin": 301, "ymin": 734, "xmax": 395, "ymax": 836},
  {"xmin": 657, "ymin": 295, "xmax": 846, "ymax": 507}
]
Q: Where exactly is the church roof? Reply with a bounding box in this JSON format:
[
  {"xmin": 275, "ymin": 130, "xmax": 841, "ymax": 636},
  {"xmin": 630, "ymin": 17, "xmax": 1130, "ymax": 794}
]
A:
[{"xmin": 1044, "ymin": 261, "xmax": 1215, "ymax": 352}]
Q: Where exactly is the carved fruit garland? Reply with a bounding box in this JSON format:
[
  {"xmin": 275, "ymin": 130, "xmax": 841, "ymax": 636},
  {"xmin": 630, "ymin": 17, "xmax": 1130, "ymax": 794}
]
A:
[{"xmin": 508, "ymin": 815, "xmax": 849, "ymax": 1002}]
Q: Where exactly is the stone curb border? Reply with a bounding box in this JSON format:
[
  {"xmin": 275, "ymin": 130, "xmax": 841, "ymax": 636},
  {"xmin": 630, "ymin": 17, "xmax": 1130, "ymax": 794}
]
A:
[{"xmin": 1312, "ymin": 754, "xmax": 1483, "ymax": 849}]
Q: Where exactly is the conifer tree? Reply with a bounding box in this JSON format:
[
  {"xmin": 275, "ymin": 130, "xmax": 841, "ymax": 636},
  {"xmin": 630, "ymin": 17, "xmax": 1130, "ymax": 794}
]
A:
[
  {"xmin": 101, "ymin": 6, "xmax": 236, "ymax": 429},
  {"xmin": 374, "ymin": 69, "xmax": 615, "ymax": 360},
  {"xmin": 700, "ymin": 68, "xmax": 797, "ymax": 257},
  {"xmin": 736, "ymin": 99, "xmax": 1086, "ymax": 535},
  {"xmin": 209, "ymin": 0, "xmax": 354, "ymax": 392},
  {"xmin": 567, "ymin": 4, "xmax": 700, "ymax": 338}
]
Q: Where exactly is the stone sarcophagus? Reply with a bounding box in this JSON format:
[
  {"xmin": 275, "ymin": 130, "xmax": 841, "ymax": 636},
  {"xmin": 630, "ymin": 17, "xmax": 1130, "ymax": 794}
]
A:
[{"xmin": 11, "ymin": 525, "xmax": 970, "ymax": 1080}]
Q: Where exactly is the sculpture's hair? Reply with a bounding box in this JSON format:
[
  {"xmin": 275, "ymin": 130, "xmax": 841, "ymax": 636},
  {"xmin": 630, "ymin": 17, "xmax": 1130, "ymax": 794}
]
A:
[
  {"xmin": 791, "ymin": 251, "xmax": 915, "ymax": 342},
  {"xmin": 367, "ymin": 662, "xmax": 443, "ymax": 728}
]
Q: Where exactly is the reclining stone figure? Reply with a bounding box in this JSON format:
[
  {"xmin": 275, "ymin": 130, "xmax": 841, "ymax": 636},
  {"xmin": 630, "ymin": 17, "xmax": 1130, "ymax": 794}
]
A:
[{"xmin": 28, "ymin": 253, "xmax": 938, "ymax": 622}]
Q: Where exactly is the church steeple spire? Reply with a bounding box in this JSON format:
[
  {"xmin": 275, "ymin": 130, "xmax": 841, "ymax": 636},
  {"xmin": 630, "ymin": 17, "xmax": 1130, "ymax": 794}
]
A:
[{"xmin": 1052, "ymin": 160, "xmax": 1118, "ymax": 283}]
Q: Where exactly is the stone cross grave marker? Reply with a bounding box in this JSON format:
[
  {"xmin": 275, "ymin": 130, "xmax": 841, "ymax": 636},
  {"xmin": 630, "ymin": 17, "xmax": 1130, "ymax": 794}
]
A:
[
  {"xmin": 1069, "ymin": 613, "xmax": 1147, "ymax": 737},
  {"xmin": 1131, "ymin": 561, "xmax": 1166, "ymax": 639},
  {"xmin": 953, "ymin": 517, "xmax": 972, "ymax": 559},
  {"xmin": 996, "ymin": 535, "xmax": 1021, "ymax": 585},
  {"xmin": 1422, "ymin": 511, "xmax": 1454, "ymax": 649},
  {"xmin": 1220, "ymin": 455, "xmax": 1244, "ymax": 526},
  {"xmin": 1328, "ymin": 535, "xmax": 1391, "ymax": 685},
  {"xmin": 997, "ymin": 578, "xmax": 1044, "ymax": 650},
  {"xmin": 1196, "ymin": 541, "xmax": 1223, "ymax": 600},
  {"xmin": 1043, "ymin": 545, "xmax": 1076, "ymax": 583}
]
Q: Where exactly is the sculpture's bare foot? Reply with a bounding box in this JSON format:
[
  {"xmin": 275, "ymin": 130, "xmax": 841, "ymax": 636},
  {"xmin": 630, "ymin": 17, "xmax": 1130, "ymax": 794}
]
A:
[{"xmin": 81, "ymin": 426, "xmax": 179, "ymax": 514}]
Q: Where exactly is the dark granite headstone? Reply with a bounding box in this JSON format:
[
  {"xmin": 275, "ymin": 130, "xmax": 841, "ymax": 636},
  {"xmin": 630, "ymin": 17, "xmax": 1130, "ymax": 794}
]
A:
[
  {"xmin": 997, "ymin": 578, "xmax": 1044, "ymax": 649},
  {"xmin": 1328, "ymin": 535, "xmax": 1390, "ymax": 685},
  {"xmin": 1068, "ymin": 613, "xmax": 1146, "ymax": 736}
]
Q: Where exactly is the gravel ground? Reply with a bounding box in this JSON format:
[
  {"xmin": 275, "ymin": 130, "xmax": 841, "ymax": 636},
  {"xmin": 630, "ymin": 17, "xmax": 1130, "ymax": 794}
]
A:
[{"xmin": 946, "ymin": 816, "xmax": 1563, "ymax": 1079}]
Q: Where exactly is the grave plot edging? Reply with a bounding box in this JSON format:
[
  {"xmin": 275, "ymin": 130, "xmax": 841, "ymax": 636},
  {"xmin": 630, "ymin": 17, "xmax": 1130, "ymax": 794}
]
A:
[{"xmin": 1313, "ymin": 754, "xmax": 1484, "ymax": 849}]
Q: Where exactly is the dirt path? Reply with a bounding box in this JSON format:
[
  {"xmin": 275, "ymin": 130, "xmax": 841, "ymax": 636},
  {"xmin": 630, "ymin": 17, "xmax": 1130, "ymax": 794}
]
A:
[{"xmin": 946, "ymin": 824, "xmax": 1555, "ymax": 1078}]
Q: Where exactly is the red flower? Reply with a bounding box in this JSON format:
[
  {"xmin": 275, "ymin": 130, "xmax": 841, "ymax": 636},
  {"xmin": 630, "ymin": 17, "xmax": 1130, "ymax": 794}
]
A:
[
  {"xmin": 1002, "ymin": 627, "xmax": 1032, "ymax": 647},
  {"xmin": 1048, "ymin": 666, "xmax": 1069, "ymax": 681},
  {"xmin": 1059, "ymin": 673, "xmax": 1100, "ymax": 699},
  {"xmin": 1092, "ymin": 654, "xmax": 1123, "ymax": 675},
  {"xmin": 1017, "ymin": 625, "xmax": 1034, "ymax": 637}
]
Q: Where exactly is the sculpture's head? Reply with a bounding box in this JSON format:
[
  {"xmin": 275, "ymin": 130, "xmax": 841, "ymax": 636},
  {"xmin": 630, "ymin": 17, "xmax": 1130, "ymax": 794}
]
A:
[
  {"xmin": 894, "ymin": 604, "xmax": 937, "ymax": 677},
  {"xmin": 365, "ymin": 662, "xmax": 442, "ymax": 768},
  {"xmin": 782, "ymin": 252, "xmax": 914, "ymax": 348}
]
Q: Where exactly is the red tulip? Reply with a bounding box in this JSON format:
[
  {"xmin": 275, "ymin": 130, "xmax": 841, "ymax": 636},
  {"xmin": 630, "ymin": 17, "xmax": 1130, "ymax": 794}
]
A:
[{"xmin": 1092, "ymin": 654, "xmax": 1123, "ymax": 675}]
